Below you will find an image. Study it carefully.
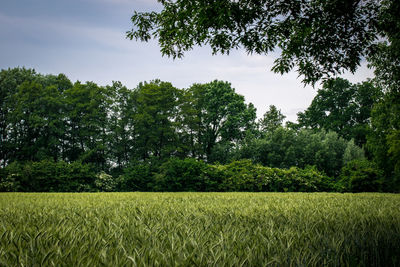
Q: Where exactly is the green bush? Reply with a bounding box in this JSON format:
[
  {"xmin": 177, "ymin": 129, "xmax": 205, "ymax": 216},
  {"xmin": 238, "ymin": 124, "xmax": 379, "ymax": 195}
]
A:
[
  {"xmin": 0, "ymin": 165, "xmax": 20, "ymax": 192},
  {"xmin": 238, "ymin": 129, "xmax": 362, "ymax": 179},
  {"xmin": 339, "ymin": 160, "xmax": 384, "ymax": 192},
  {"xmin": 94, "ymin": 171, "xmax": 117, "ymax": 192},
  {"xmin": 156, "ymin": 158, "xmax": 209, "ymax": 191},
  {"xmin": 0, "ymin": 159, "xmax": 338, "ymax": 192},
  {"xmin": 202, "ymin": 164, "xmax": 226, "ymax": 191},
  {"xmin": 118, "ymin": 161, "xmax": 155, "ymax": 191},
  {"xmin": 2, "ymin": 161, "xmax": 95, "ymax": 192},
  {"xmin": 282, "ymin": 166, "xmax": 334, "ymax": 192},
  {"xmin": 59, "ymin": 161, "xmax": 96, "ymax": 191},
  {"xmin": 216, "ymin": 160, "xmax": 265, "ymax": 191},
  {"xmin": 212, "ymin": 160, "xmax": 335, "ymax": 192}
]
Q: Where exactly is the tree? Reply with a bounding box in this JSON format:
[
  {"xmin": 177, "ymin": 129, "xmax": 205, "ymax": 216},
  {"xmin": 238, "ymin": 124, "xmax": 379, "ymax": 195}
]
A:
[
  {"xmin": 343, "ymin": 139, "xmax": 365, "ymax": 165},
  {"xmin": 1, "ymin": 70, "xmax": 74, "ymax": 165},
  {"xmin": 339, "ymin": 159, "xmax": 384, "ymax": 192},
  {"xmin": 0, "ymin": 68, "xmax": 37, "ymax": 166},
  {"xmin": 127, "ymin": 0, "xmax": 384, "ymax": 84},
  {"xmin": 10, "ymin": 81, "xmax": 66, "ymax": 162},
  {"xmin": 107, "ymin": 81, "xmax": 136, "ymax": 169},
  {"xmin": 132, "ymin": 80, "xmax": 181, "ymax": 161},
  {"xmin": 236, "ymin": 127, "xmax": 362, "ymax": 177},
  {"xmin": 259, "ymin": 105, "xmax": 286, "ymax": 134},
  {"xmin": 181, "ymin": 80, "xmax": 256, "ymax": 162},
  {"xmin": 297, "ymin": 78, "xmax": 380, "ymax": 146},
  {"xmin": 64, "ymin": 81, "xmax": 113, "ymax": 170},
  {"xmin": 255, "ymin": 127, "xmax": 297, "ymax": 169},
  {"xmin": 177, "ymin": 83, "xmax": 207, "ymax": 159},
  {"xmin": 365, "ymin": 0, "xmax": 400, "ymax": 191},
  {"xmin": 367, "ymin": 93, "xmax": 400, "ymax": 191}
]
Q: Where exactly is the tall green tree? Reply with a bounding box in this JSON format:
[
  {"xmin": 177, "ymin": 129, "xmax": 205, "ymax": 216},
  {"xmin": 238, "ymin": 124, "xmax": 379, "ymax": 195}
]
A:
[
  {"xmin": 366, "ymin": 0, "xmax": 400, "ymax": 191},
  {"xmin": 107, "ymin": 81, "xmax": 136, "ymax": 169},
  {"xmin": 238, "ymin": 128, "xmax": 362, "ymax": 177},
  {"xmin": 7, "ymin": 81, "xmax": 63, "ymax": 162},
  {"xmin": 64, "ymin": 81, "xmax": 112, "ymax": 170},
  {"xmin": 259, "ymin": 105, "xmax": 286, "ymax": 135},
  {"xmin": 181, "ymin": 80, "xmax": 256, "ymax": 162},
  {"xmin": 297, "ymin": 78, "xmax": 380, "ymax": 146},
  {"xmin": 132, "ymin": 80, "xmax": 180, "ymax": 161},
  {"xmin": 178, "ymin": 83, "xmax": 206, "ymax": 158},
  {"xmin": 367, "ymin": 92, "xmax": 400, "ymax": 191},
  {"xmin": 1, "ymin": 69, "xmax": 73, "ymax": 165},
  {"xmin": 0, "ymin": 68, "xmax": 37, "ymax": 166}
]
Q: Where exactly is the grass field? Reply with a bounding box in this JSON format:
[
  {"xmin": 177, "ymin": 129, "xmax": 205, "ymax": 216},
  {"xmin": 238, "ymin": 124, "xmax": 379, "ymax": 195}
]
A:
[{"xmin": 0, "ymin": 193, "xmax": 399, "ymax": 266}]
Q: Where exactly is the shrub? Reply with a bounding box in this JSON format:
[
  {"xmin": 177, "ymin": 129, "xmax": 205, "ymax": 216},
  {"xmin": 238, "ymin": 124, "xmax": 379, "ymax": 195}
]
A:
[
  {"xmin": 2, "ymin": 161, "xmax": 95, "ymax": 192},
  {"xmin": 118, "ymin": 161, "xmax": 154, "ymax": 191},
  {"xmin": 343, "ymin": 139, "xmax": 365, "ymax": 165},
  {"xmin": 0, "ymin": 165, "xmax": 20, "ymax": 192},
  {"xmin": 156, "ymin": 158, "xmax": 209, "ymax": 191},
  {"xmin": 94, "ymin": 171, "xmax": 117, "ymax": 192},
  {"xmin": 203, "ymin": 164, "xmax": 226, "ymax": 191},
  {"xmin": 65, "ymin": 161, "xmax": 96, "ymax": 191},
  {"xmin": 282, "ymin": 166, "xmax": 334, "ymax": 192},
  {"xmin": 339, "ymin": 160, "xmax": 384, "ymax": 192},
  {"xmin": 216, "ymin": 160, "xmax": 265, "ymax": 191},
  {"xmin": 0, "ymin": 159, "xmax": 338, "ymax": 192},
  {"xmin": 212, "ymin": 160, "xmax": 334, "ymax": 192}
]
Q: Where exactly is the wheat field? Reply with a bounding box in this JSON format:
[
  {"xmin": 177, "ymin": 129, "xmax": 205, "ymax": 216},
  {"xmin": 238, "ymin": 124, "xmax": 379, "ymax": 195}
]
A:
[{"xmin": 0, "ymin": 192, "xmax": 399, "ymax": 266}]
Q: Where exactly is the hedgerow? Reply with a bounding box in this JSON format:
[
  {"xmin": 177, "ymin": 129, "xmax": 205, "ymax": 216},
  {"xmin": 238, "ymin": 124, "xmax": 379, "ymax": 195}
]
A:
[{"xmin": 0, "ymin": 158, "xmax": 383, "ymax": 192}]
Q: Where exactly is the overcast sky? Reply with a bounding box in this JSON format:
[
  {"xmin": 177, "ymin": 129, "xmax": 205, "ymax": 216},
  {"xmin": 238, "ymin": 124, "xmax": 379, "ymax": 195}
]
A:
[{"xmin": 0, "ymin": 0, "xmax": 375, "ymax": 122}]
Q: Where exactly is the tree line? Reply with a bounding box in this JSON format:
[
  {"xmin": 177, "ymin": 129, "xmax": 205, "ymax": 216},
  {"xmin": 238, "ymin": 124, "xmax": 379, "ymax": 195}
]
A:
[{"xmin": 0, "ymin": 67, "xmax": 398, "ymax": 192}]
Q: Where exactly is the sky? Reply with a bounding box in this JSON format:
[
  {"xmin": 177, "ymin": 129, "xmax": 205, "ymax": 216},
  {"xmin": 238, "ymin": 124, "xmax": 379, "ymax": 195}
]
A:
[{"xmin": 0, "ymin": 0, "xmax": 375, "ymax": 122}]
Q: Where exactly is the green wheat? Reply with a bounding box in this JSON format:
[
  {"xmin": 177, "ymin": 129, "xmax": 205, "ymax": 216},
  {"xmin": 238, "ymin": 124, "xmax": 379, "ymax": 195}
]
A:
[{"xmin": 0, "ymin": 193, "xmax": 399, "ymax": 266}]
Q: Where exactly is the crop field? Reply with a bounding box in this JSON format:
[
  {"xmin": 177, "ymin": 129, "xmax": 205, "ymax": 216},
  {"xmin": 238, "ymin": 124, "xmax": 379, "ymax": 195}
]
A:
[{"xmin": 0, "ymin": 193, "xmax": 399, "ymax": 266}]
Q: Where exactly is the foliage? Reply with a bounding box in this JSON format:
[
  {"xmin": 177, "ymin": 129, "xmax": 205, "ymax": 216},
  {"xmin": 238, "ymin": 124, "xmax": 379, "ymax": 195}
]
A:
[
  {"xmin": 363, "ymin": 1, "xmax": 400, "ymax": 191},
  {"xmin": 126, "ymin": 1, "xmax": 398, "ymax": 187},
  {"xmin": 1, "ymin": 192, "xmax": 399, "ymax": 266},
  {"xmin": 1, "ymin": 161, "xmax": 95, "ymax": 192},
  {"xmin": 0, "ymin": 67, "xmax": 391, "ymax": 192},
  {"xmin": 155, "ymin": 158, "xmax": 209, "ymax": 191},
  {"xmin": 215, "ymin": 160, "xmax": 333, "ymax": 192},
  {"xmin": 132, "ymin": 80, "xmax": 181, "ymax": 161},
  {"xmin": 64, "ymin": 81, "xmax": 113, "ymax": 170},
  {"xmin": 284, "ymin": 166, "xmax": 335, "ymax": 192},
  {"xmin": 297, "ymin": 78, "xmax": 380, "ymax": 146},
  {"xmin": 118, "ymin": 161, "xmax": 155, "ymax": 192},
  {"xmin": 180, "ymin": 80, "xmax": 257, "ymax": 161},
  {"xmin": 339, "ymin": 160, "xmax": 384, "ymax": 192},
  {"xmin": 259, "ymin": 105, "xmax": 286, "ymax": 135},
  {"xmin": 237, "ymin": 128, "xmax": 360, "ymax": 178},
  {"xmin": 0, "ymin": 68, "xmax": 72, "ymax": 166},
  {"xmin": 94, "ymin": 171, "xmax": 117, "ymax": 192},
  {"xmin": 127, "ymin": 0, "xmax": 382, "ymax": 84},
  {"xmin": 107, "ymin": 81, "xmax": 136, "ymax": 168},
  {"xmin": 343, "ymin": 139, "xmax": 366, "ymax": 165},
  {"xmin": 366, "ymin": 0, "xmax": 400, "ymax": 191},
  {"xmin": 0, "ymin": 167, "xmax": 19, "ymax": 192},
  {"xmin": 214, "ymin": 160, "xmax": 266, "ymax": 192},
  {"xmin": 367, "ymin": 92, "xmax": 400, "ymax": 192},
  {"xmin": 119, "ymin": 158, "xmax": 338, "ymax": 193},
  {"xmin": 0, "ymin": 68, "xmax": 34, "ymax": 167},
  {"xmin": 368, "ymin": 0, "xmax": 400, "ymax": 95}
]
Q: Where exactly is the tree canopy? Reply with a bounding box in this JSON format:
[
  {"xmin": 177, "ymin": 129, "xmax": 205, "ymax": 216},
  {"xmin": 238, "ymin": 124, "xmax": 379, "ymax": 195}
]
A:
[
  {"xmin": 126, "ymin": 0, "xmax": 394, "ymax": 84},
  {"xmin": 1, "ymin": 67, "xmax": 398, "ymax": 192},
  {"xmin": 259, "ymin": 105, "xmax": 286, "ymax": 134},
  {"xmin": 297, "ymin": 78, "xmax": 380, "ymax": 146}
]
